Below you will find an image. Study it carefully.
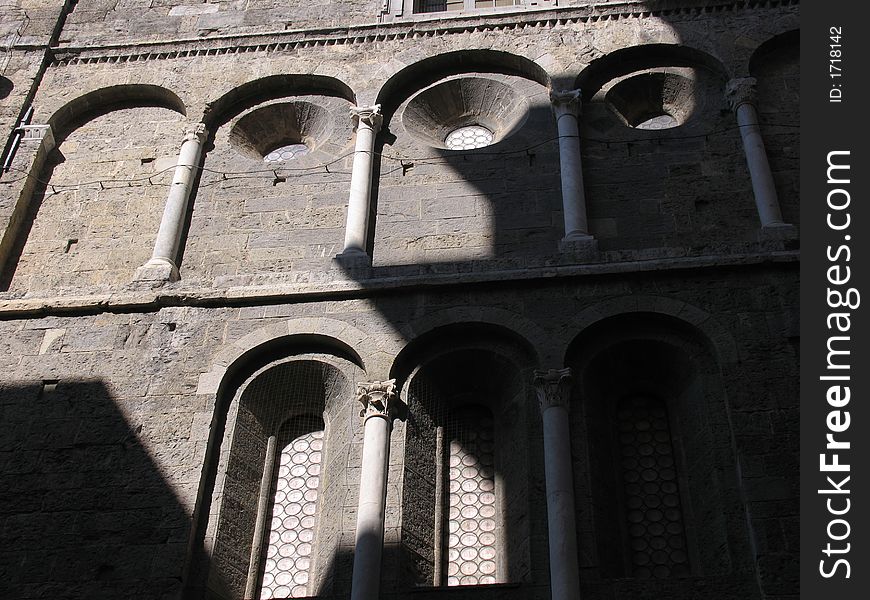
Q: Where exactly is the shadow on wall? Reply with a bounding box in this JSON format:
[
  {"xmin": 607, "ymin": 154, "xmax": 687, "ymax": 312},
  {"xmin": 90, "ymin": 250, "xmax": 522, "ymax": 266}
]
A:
[
  {"xmin": 0, "ymin": 10, "xmax": 799, "ymax": 600},
  {"xmin": 0, "ymin": 76, "xmax": 12, "ymax": 101},
  {"xmin": 0, "ymin": 379, "xmax": 210, "ymax": 600},
  {"xmin": 325, "ymin": 15, "xmax": 799, "ymax": 600}
]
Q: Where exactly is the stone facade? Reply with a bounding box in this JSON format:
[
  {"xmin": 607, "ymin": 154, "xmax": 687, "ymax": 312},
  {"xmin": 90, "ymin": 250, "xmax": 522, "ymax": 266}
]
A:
[{"xmin": 0, "ymin": 2, "xmax": 799, "ymax": 600}]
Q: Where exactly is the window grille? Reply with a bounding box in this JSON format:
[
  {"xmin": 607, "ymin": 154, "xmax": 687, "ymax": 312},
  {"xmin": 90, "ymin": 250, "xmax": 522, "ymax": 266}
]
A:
[
  {"xmin": 260, "ymin": 417, "xmax": 325, "ymax": 599},
  {"xmin": 617, "ymin": 396, "xmax": 690, "ymax": 578},
  {"xmin": 444, "ymin": 405, "xmax": 499, "ymax": 585}
]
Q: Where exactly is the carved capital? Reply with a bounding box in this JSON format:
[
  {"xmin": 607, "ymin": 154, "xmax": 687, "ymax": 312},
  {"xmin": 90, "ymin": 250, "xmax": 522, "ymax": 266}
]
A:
[
  {"xmin": 550, "ymin": 88, "xmax": 582, "ymax": 117},
  {"xmin": 351, "ymin": 104, "xmax": 383, "ymax": 132},
  {"xmin": 357, "ymin": 379, "xmax": 397, "ymax": 421},
  {"xmin": 725, "ymin": 78, "xmax": 757, "ymax": 111},
  {"xmin": 533, "ymin": 368, "xmax": 573, "ymax": 412},
  {"xmin": 19, "ymin": 124, "xmax": 55, "ymax": 151},
  {"xmin": 182, "ymin": 122, "xmax": 208, "ymax": 144}
]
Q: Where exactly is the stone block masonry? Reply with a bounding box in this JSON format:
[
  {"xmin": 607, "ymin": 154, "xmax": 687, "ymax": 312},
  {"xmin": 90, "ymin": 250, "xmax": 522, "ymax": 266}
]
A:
[{"xmin": 0, "ymin": 2, "xmax": 799, "ymax": 600}]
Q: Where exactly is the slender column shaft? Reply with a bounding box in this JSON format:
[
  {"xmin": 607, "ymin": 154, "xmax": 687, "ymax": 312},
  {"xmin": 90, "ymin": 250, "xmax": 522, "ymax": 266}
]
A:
[
  {"xmin": 136, "ymin": 123, "xmax": 207, "ymax": 281},
  {"xmin": 342, "ymin": 105, "xmax": 382, "ymax": 256},
  {"xmin": 535, "ymin": 368, "xmax": 581, "ymax": 600},
  {"xmin": 551, "ymin": 90, "xmax": 590, "ymax": 241},
  {"xmin": 727, "ymin": 78, "xmax": 785, "ymax": 227},
  {"xmin": 350, "ymin": 380, "xmax": 396, "ymax": 600},
  {"xmin": 245, "ymin": 434, "xmax": 278, "ymax": 599}
]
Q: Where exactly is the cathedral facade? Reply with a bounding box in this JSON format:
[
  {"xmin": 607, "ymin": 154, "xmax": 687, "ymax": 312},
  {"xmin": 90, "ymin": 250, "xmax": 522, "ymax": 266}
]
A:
[{"xmin": 0, "ymin": 1, "xmax": 799, "ymax": 599}]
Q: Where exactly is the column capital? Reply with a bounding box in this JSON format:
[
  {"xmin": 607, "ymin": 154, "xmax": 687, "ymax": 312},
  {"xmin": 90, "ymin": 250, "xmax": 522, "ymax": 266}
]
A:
[
  {"xmin": 182, "ymin": 122, "xmax": 208, "ymax": 144},
  {"xmin": 725, "ymin": 77, "xmax": 757, "ymax": 111},
  {"xmin": 533, "ymin": 368, "xmax": 573, "ymax": 412},
  {"xmin": 357, "ymin": 379, "xmax": 397, "ymax": 421},
  {"xmin": 550, "ymin": 88, "xmax": 582, "ymax": 116},
  {"xmin": 351, "ymin": 104, "xmax": 383, "ymax": 131},
  {"xmin": 18, "ymin": 124, "xmax": 56, "ymax": 151}
]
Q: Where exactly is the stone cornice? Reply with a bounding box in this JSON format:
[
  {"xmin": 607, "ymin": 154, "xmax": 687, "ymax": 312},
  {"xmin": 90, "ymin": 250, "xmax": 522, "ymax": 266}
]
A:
[
  {"xmin": 0, "ymin": 250, "xmax": 798, "ymax": 320},
  {"xmin": 42, "ymin": 0, "xmax": 799, "ymax": 67}
]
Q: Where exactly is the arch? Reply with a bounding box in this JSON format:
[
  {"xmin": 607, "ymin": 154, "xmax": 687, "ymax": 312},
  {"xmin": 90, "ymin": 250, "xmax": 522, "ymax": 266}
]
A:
[
  {"xmin": 189, "ymin": 322, "xmax": 374, "ymax": 600},
  {"xmin": 389, "ymin": 314, "xmax": 542, "ymax": 385},
  {"xmin": 575, "ymin": 44, "xmax": 729, "ymax": 99},
  {"xmin": 199, "ymin": 318, "xmax": 378, "ymax": 401},
  {"xmin": 564, "ymin": 311, "xmax": 758, "ymax": 589},
  {"xmin": 392, "ymin": 321, "xmax": 540, "ymax": 589},
  {"xmin": 558, "ymin": 295, "xmax": 739, "ymax": 370},
  {"xmin": 47, "ymin": 84, "xmax": 186, "ymax": 140},
  {"xmin": 206, "ymin": 355, "xmax": 361, "ymax": 600},
  {"xmin": 1, "ymin": 84, "xmax": 189, "ymax": 292},
  {"xmin": 749, "ymin": 29, "xmax": 800, "ymax": 76},
  {"xmin": 375, "ymin": 49, "xmax": 551, "ymax": 121},
  {"xmin": 202, "ymin": 74, "xmax": 357, "ymax": 129},
  {"xmin": 745, "ymin": 27, "xmax": 799, "ymax": 226}
]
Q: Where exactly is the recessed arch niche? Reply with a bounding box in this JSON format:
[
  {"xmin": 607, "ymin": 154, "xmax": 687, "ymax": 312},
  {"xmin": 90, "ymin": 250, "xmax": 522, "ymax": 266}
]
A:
[
  {"xmin": 0, "ymin": 84, "xmax": 187, "ymax": 293},
  {"xmin": 390, "ymin": 323, "xmax": 540, "ymax": 591},
  {"xmin": 371, "ymin": 50, "xmax": 560, "ymax": 267},
  {"xmin": 565, "ymin": 313, "xmax": 759, "ymax": 597},
  {"xmin": 203, "ymin": 352, "xmax": 364, "ymax": 600},
  {"xmin": 181, "ymin": 74, "xmax": 357, "ymax": 284},
  {"xmin": 749, "ymin": 30, "xmax": 800, "ymax": 227}
]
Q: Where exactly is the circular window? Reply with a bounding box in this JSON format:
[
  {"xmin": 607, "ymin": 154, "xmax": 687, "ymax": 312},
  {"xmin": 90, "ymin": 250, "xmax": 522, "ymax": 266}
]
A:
[
  {"xmin": 445, "ymin": 125, "xmax": 495, "ymax": 151},
  {"xmin": 401, "ymin": 76, "xmax": 530, "ymax": 150},
  {"xmin": 264, "ymin": 143, "xmax": 310, "ymax": 163},
  {"xmin": 635, "ymin": 114, "xmax": 679, "ymax": 131}
]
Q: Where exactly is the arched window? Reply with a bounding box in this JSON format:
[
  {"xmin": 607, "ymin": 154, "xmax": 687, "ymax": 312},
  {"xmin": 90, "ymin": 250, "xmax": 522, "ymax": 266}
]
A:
[
  {"xmin": 204, "ymin": 357, "xmax": 360, "ymax": 600},
  {"xmin": 566, "ymin": 313, "xmax": 758, "ymax": 594},
  {"xmin": 396, "ymin": 340, "xmax": 534, "ymax": 589}
]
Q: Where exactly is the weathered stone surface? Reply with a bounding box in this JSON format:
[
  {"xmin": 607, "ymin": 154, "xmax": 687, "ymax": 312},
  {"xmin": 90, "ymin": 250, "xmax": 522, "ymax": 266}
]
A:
[{"xmin": 0, "ymin": 1, "xmax": 799, "ymax": 600}]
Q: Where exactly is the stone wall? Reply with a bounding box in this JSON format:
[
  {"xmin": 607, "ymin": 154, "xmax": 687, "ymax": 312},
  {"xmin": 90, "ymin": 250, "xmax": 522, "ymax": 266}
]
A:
[
  {"xmin": 0, "ymin": 264, "xmax": 799, "ymax": 599},
  {"xmin": 0, "ymin": 1, "xmax": 800, "ymax": 600}
]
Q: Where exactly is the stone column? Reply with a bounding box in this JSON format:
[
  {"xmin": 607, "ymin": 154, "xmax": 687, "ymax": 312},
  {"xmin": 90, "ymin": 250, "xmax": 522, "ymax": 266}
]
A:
[
  {"xmin": 350, "ymin": 379, "xmax": 396, "ymax": 600},
  {"xmin": 726, "ymin": 78, "xmax": 790, "ymax": 232},
  {"xmin": 534, "ymin": 368, "xmax": 581, "ymax": 600},
  {"xmin": 135, "ymin": 122, "xmax": 207, "ymax": 282},
  {"xmin": 550, "ymin": 89, "xmax": 596, "ymax": 255},
  {"xmin": 338, "ymin": 105, "xmax": 382, "ymax": 263}
]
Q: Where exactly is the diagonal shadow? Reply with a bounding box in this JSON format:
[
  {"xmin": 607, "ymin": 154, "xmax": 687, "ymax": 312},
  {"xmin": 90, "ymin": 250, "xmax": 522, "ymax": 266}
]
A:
[{"xmin": 0, "ymin": 379, "xmax": 210, "ymax": 600}]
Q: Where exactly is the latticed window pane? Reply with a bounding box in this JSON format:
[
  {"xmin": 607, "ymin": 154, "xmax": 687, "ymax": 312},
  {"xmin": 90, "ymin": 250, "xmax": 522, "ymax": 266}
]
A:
[
  {"xmin": 617, "ymin": 396, "xmax": 690, "ymax": 578},
  {"xmin": 445, "ymin": 405, "xmax": 498, "ymax": 585},
  {"xmin": 416, "ymin": 0, "xmax": 463, "ymax": 12},
  {"xmin": 261, "ymin": 425, "xmax": 324, "ymax": 599},
  {"xmin": 444, "ymin": 125, "xmax": 494, "ymax": 151}
]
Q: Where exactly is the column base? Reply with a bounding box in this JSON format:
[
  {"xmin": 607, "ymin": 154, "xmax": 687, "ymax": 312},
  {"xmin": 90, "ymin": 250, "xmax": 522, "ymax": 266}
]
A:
[
  {"xmin": 334, "ymin": 250, "xmax": 372, "ymax": 270},
  {"xmin": 559, "ymin": 235, "xmax": 599, "ymax": 260},
  {"xmin": 133, "ymin": 258, "xmax": 180, "ymax": 284},
  {"xmin": 757, "ymin": 223, "xmax": 798, "ymax": 242}
]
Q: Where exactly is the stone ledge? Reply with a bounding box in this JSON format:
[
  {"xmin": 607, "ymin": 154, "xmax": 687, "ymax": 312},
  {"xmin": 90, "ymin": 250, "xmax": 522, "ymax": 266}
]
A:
[
  {"xmin": 0, "ymin": 250, "xmax": 798, "ymax": 319},
  {"xmin": 44, "ymin": 0, "xmax": 800, "ymax": 66}
]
